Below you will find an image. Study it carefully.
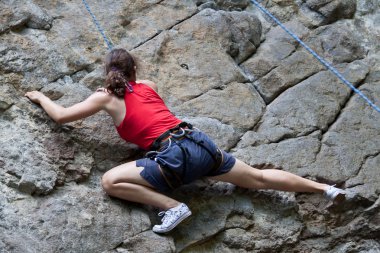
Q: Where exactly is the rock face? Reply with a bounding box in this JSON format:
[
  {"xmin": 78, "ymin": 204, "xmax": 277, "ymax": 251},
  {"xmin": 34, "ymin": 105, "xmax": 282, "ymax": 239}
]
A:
[{"xmin": 0, "ymin": 0, "xmax": 379, "ymax": 252}]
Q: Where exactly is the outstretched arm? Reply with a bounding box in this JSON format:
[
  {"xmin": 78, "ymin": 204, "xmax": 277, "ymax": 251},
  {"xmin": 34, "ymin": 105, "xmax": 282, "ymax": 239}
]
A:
[{"xmin": 25, "ymin": 91, "xmax": 110, "ymax": 124}]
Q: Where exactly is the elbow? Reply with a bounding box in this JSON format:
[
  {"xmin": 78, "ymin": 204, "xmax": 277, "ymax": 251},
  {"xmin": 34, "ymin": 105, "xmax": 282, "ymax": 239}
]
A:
[
  {"xmin": 55, "ymin": 117, "xmax": 65, "ymax": 124},
  {"xmin": 53, "ymin": 112, "xmax": 68, "ymax": 124},
  {"xmin": 55, "ymin": 115, "xmax": 73, "ymax": 124}
]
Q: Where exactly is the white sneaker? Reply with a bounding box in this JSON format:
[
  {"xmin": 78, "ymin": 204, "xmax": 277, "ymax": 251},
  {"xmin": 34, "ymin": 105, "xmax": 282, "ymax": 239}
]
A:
[
  {"xmin": 324, "ymin": 185, "xmax": 346, "ymax": 203},
  {"xmin": 152, "ymin": 203, "xmax": 192, "ymax": 233}
]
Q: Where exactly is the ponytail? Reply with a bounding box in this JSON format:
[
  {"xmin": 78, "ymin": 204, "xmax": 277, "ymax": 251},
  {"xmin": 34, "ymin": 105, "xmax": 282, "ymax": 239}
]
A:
[
  {"xmin": 105, "ymin": 69, "xmax": 133, "ymax": 98},
  {"xmin": 104, "ymin": 48, "xmax": 137, "ymax": 98}
]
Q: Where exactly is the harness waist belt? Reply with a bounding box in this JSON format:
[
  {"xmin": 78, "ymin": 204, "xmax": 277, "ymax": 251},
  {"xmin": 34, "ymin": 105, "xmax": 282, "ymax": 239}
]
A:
[{"xmin": 150, "ymin": 122, "xmax": 192, "ymax": 151}]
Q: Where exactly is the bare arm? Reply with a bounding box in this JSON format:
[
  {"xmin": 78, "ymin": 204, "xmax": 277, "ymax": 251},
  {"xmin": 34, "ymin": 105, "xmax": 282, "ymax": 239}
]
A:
[{"xmin": 25, "ymin": 91, "xmax": 110, "ymax": 124}]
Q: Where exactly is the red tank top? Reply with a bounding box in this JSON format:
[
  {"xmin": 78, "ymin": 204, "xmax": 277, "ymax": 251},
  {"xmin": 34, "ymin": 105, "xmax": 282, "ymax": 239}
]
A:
[{"xmin": 116, "ymin": 81, "xmax": 181, "ymax": 150}]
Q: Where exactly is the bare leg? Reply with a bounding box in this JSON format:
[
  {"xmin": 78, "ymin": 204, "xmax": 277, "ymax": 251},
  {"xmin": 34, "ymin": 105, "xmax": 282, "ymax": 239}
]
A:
[
  {"xmin": 209, "ymin": 159, "xmax": 328, "ymax": 193},
  {"xmin": 102, "ymin": 161, "xmax": 180, "ymax": 210}
]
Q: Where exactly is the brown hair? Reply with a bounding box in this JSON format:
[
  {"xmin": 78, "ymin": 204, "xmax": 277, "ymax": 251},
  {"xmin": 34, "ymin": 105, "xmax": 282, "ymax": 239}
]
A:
[{"xmin": 104, "ymin": 48, "xmax": 137, "ymax": 98}]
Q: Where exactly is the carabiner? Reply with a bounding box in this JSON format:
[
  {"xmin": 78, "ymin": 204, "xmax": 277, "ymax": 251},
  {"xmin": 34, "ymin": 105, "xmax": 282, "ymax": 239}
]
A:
[{"xmin": 170, "ymin": 128, "xmax": 186, "ymax": 138}]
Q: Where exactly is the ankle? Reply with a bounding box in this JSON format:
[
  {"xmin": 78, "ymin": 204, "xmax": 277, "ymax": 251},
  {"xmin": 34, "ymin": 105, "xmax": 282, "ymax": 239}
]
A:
[
  {"xmin": 164, "ymin": 201, "xmax": 181, "ymax": 210},
  {"xmin": 321, "ymin": 184, "xmax": 330, "ymax": 193}
]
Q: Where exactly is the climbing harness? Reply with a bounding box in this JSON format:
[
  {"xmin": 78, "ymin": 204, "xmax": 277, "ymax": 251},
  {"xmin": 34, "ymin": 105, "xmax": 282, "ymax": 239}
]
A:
[
  {"xmin": 148, "ymin": 122, "xmax": 192, "ymax": 151},
  {"xmin": 250, "ymin": 0, "xmax": 380, "ymax": 113},
  {"xmin": 82, "ymin": 0, "xmax": 113, "ymax": 50},
  {"xmin": 146, "ymin": 122, "xmax": 223, "ymax": 190}
]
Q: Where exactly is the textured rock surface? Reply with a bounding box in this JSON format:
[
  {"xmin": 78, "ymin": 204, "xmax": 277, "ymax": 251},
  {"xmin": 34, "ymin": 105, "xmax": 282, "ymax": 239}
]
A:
[{"xmin": 0, "ymin": 0, "xmax": 379, "ymax": 252}]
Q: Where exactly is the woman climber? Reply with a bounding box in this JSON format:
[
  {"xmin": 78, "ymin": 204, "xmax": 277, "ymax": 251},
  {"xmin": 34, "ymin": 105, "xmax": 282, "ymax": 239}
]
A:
[{"xmin": 25, "ymin": 48, "xmax": 346, "ymax": 233}]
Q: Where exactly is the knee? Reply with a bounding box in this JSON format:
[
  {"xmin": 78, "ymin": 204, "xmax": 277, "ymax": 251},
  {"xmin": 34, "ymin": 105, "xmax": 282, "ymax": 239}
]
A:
[{"xmin": 101, "ymin": 172, "xmax": 115, "ymax": 194}]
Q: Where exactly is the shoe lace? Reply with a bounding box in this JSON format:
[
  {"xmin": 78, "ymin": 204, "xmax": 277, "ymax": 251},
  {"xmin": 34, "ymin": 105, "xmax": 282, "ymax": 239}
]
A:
[{"xmin": 157, "ymin": 210, "xmax": 179, "ymax": 225}]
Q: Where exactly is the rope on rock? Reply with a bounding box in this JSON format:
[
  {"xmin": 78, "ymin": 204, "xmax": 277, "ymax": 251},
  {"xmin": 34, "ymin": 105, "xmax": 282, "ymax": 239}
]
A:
[
  {"xmin": 250, "ymin": 0, "xmax": 380, "ymax": 113},
  {"xmin": 82, "ymin": 0, "xmax": 113, "ymax": 50}
]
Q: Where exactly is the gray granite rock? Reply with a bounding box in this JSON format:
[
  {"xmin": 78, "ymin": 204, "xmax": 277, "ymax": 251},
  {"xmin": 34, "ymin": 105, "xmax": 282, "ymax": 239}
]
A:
[
  {"xmin": 180, "ymin": 117, "xmax": 242, "ymax": 151},
  {"xmin": 312, "ymin": 82, "xmax": 380, "ymax": 188},
  {"xmin": 300, "ymin": 0, "xmax": 357, "ymax": 26},
  {"xmin": 0, "ymin": 1, "xmax": 379, "ymax": 252},
  {"xmin": 176, "ymin": 82, "xmax": 265, "ymax": 130},
  {"xmin": 120, "ymin": 230, "xmax": 175, "ymax": 253},
  {"xmin": 132, "ymin": 9, "xmax": 260, "ymax": 107},
  {"xmin": 241, "ymin": 20, "xmax": 310, "ymax": 82},
  {"xmin": 0, "ymin": 0, "xmax": 53, "ymax": 34},
  {"xmin": 0, "ymin": 183, "xmax": 151, "ymax": 253},
  {"xmin": 254, "ymin": 50, "xmax": 325, "ymax": 103},
  {"xmin": 198, "ymin": 0, "xmax": 251, "ymax": 11},
  {"xmin": 237, "ymin": 60, "xmax": 370, "ymax": 149}
]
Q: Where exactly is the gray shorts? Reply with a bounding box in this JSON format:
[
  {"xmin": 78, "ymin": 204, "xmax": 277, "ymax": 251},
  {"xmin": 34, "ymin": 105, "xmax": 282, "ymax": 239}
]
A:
[{"xmin": 137, "ymin": 130, "xmax": 236, "ymax": 192}]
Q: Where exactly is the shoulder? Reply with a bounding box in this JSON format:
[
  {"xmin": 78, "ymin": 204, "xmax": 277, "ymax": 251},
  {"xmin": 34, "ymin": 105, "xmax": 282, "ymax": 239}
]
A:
[
  {"xmin": 88, "ymin": 88, "xmax": 114, "ymax": 104},
  {"xmin": 137, "ymin": 79, "xmax": 158, "ymax": 92}
]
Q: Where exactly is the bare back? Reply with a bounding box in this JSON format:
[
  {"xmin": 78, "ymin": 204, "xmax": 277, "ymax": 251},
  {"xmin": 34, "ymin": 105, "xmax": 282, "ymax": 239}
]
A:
[{"xmin": 100, "ymin": 80, "xmax": 158, "ymax": 127}]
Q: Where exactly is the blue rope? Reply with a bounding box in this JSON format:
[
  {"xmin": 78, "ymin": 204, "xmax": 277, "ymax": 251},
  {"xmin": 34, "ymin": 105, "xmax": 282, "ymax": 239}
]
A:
[
  {"xmin": 250, "ymin": 0, "xmax": 380, "ymax": 113},
  {"xmin": 82, "ymin": 0, "xmax": 113, "ymax": 50}
]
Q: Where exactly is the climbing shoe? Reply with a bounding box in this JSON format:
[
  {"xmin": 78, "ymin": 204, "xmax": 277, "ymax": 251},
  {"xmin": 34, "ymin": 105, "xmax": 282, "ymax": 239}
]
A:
[
  {"xmin": 324, "ymin": 185, "xmax": 346, "ymax": 204},
  {"xmin": 153, "ymin": 203, "xmax": 192, "ymax": 233}
]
